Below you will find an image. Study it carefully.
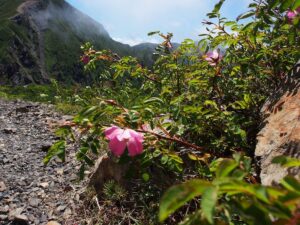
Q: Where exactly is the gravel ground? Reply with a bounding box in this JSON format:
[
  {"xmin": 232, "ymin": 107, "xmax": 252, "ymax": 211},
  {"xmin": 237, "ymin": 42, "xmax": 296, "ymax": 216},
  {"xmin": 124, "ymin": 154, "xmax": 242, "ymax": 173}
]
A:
[{"xmin": 0, "ymin": 99, "xmax": 85, "ymax": 225}]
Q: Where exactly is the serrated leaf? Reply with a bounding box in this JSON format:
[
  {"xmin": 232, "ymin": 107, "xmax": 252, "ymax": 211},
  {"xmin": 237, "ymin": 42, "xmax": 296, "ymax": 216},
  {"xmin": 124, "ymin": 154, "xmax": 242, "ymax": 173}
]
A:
[
  {"xmin": 201, "ymin": 187, "xmax": 218, "ymax": 224},
  {"xmin": 159, "ymin": 180, "xmax": 212, "ymax": 222}
]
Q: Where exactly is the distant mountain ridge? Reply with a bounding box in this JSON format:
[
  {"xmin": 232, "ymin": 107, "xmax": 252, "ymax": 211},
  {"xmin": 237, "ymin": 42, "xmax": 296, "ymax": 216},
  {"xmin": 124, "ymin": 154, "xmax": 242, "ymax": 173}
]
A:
[{"xmin": 0, "ymin": 0, "xmax": 156, "ymax": 85}]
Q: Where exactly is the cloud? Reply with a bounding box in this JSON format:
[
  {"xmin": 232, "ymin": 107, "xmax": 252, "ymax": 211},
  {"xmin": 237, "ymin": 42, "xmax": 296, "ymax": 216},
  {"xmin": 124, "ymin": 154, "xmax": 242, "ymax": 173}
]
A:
[
  {"xmin": 72, "ymin": 0, "xmax": 210, "ymax": 23},
  {"xmin": 113, "ymin": 37, "xmax": 159, "ymax": 46},
  {"xmin": 67, "ymin": 0, "xmax": 253, "ymax": 43},
  {"xmin": 169, "ymin": 21, "xmax": 182, "ymax": 28}
]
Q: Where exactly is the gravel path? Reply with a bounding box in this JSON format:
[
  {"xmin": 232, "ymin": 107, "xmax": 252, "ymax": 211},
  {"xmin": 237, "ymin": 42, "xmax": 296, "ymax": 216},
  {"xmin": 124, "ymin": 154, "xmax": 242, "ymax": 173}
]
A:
[{"xmin": 0, "ymin": 99, "xmax": 84, "ymax": 225}]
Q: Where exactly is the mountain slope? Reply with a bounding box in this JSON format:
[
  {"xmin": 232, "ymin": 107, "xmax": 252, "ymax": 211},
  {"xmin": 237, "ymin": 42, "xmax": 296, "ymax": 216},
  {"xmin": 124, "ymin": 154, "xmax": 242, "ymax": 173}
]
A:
[{"xmin": 0, "ymin": 0, "xmax": 155, "ymax": 85}]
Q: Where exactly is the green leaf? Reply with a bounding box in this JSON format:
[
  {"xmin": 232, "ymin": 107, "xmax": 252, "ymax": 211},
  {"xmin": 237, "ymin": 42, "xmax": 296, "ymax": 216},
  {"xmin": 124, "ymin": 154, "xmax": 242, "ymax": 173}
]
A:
[
  {"xmin": 78, "ymin": 164, "xmax": 85, "ymax": 180},
  {"xmin": 82, "ymin": 155, "xmax": 94, "ymax": 166},
  {"xmin": 253, "ymin": 186, "xmax": 270, "ymax": 204},
  {"xmin": 143, "ymin": 97, "xmax": 164, "ymax": 105},
  {"xmin": 269, "ymin": 0, "xmax": 280, "ymax": 9},
  {"xmin": 55, "ymin": 126, "xmax": 74, "ymax": 139},
  {"xmin": 212, "ymin": 0, "xmax": 225, "ymax": 13},
  {"xmin": 161, "ymin": 155, "xmax": 169, "ymax": 165},
  {"xmin": 248, "ymin": 3, "xmax": 258, "ymax": 8},
  {"xmin": 280, "ymin": 176, "xmax": 300, "ymax": 194},
  {"xmin": 90, "ymin": 142, "xmax": 99, "ymax": 155},
  {"xmin": 217, "ymin": 179, "xmax": 272, "ymax": 204},
  {"xmin": 224, "ymin": 21, "xmax": 236, "ymax": 26},
  {"xmin": 168, "ymin": 152, "xmax": 183, "ymax": 164},
  {"xmin": 153, "ymin": 149, "xmax": 162, "ymax": 157},
  {"xmin": 159, "ymin": 180, "xmax": 212, "ymax": 222},
  {"xmin": 76, "ymin": 147, "xmax": 89, "ymax": 160},
  {"xmin": 237, "ymin": 11, "xmax": 255, "ymax": 21},
  {"xmin": 148, "ymin": 31, "xmax": 160, "ymax": 36},
  {"xmin": 43, "ymin": 140, "xmax": 66, "ymax": 165},
  {"xmin": 242, "ymin": 22, "xmax": 256, "ymax": 31},
  {"xmin": 207, "ymin": 12, "xmax": 218, "ymax": 19},
  {"xmin": 204, "ymin": 100, "xmax": 218, "ymax": 110},
  {"xmin": 280, "ymin": 0, "xmax": 294, "ymax": 11},
  {"xmin": 216, "ymin": 159, "xmax": 239, "ymax": 178},
  {"xmin": 81, "ymin": 106, "xmax": 98, "ymax": 117},
  {"xmin": 201, "ymin": 187, "xmax": 218, "ymax": 224},
  {"xmin": 293, "ymin": 0, "xmax": 300, "ymax": 9},
  {"xmin": 180, "ymin": 211, "xmax": 205, "ymax": 225},
  {"xmin": 209, "ymin": 158, "xmax": 224, "ymax": 172},
  {"xmin": 142, "ymin": 173, "xmax": 150, "ymax": 182},
  {"xmin": 272, "ymin": 156, "xmax": 300, "ymax": 168},
  {"xmin": 232, "ymin": 201, "xmax": 272, "ymax": 225}
]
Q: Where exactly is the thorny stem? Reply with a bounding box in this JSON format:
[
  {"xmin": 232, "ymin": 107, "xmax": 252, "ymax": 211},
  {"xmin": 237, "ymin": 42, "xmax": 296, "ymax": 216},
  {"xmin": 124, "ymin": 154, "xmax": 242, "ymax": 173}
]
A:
[
  {"xmin": 141, "ymin": 71, "xmax": 161, "ymax": 84},
  {"xmin": 137, "ymin": 129, "xmax": 206, "ymax": 153}
]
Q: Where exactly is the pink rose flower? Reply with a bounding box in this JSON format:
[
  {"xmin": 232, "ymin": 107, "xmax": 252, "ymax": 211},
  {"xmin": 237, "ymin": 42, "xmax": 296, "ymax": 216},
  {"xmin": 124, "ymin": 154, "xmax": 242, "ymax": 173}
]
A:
[
  {"xmin": 287, "ymin": 7, "xmax": 300, "ymax": 23},
  {"xmin": 105, "ymin": 125, "xmax": 144, "ymax": 157},
  {"xmin": 81, "ymin": 55, "xmax": 90, "ymax": 65},
  {"xmin": 204, "ymin": 50, "xmax": 222, "ymax": 66}
]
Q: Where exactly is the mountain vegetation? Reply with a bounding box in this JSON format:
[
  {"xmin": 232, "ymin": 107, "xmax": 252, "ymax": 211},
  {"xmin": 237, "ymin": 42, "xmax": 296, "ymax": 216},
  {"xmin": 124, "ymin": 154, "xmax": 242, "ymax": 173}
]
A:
[{"xmin": 0, "ymin": 0, "xmax": 156, "ymax": 85}]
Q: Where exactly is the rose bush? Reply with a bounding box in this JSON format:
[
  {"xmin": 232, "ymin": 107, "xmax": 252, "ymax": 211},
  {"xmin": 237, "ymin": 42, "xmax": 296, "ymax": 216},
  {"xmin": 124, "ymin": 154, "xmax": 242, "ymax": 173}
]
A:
[{"xmin": 45, "ymin": 0, "xmax": 300, "ymax": 224}]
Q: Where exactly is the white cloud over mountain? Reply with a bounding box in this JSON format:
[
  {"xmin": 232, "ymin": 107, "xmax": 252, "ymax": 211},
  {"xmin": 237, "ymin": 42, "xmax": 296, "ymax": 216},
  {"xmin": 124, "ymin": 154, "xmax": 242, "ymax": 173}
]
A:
[{"xmin": 67, "ymin": 0, "xmax": 253, "ymax": 44}]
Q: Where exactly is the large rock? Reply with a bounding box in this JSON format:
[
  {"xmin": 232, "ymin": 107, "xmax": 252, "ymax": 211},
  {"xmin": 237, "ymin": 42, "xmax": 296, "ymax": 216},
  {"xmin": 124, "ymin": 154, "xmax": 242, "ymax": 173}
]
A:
[
  {"xmin": 255, "ymin": 61, "xmax": 300, "ymax": 185},
  {"xmin": 88, "ymin": 154, "xmax": 128, "ymax": 194}
]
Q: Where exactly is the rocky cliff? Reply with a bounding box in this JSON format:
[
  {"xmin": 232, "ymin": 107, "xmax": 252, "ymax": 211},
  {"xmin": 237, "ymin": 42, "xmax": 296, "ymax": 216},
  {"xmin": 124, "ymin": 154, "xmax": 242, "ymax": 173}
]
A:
[{"xmin": 255, "ymin": 60, "xmax": 300, "ymax": 185}]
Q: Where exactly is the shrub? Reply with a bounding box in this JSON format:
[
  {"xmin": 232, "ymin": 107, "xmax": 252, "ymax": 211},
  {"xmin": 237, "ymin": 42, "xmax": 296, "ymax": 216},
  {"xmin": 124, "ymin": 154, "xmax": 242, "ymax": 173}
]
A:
[{"xmin": 46, "ymin": 0, "xmax": 300, "ymax": 223}]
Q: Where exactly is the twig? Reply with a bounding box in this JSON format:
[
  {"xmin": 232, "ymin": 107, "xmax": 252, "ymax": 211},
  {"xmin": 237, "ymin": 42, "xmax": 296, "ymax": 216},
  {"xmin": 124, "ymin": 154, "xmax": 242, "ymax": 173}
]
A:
[
  {"xmin": 137, "ymin": 129, "xmax": 206, "ymax": 152},
  {"xmin": 94, "ymin": 196, "xmax": 102, "ymax": 212}
]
